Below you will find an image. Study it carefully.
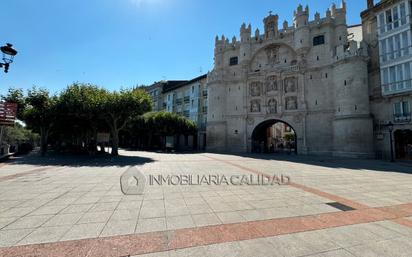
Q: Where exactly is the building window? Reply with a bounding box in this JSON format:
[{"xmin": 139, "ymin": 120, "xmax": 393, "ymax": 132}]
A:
[
  {"xmin": 229, "ymin": 56, "xmax": 238, "ymax": 66},
  {"xmin": 378, "ymin": 3, "xmax": 408, "ymax": 34},
  {"xmin": 313, "ymin": 35, "xmax": 325, "ymax": 46},
  {"xmin": 394, "ymin": 101, "xmax": 411, "ymax": 122},
  {"xmin": 382, "ymin": 61, "xmax": 412, "ymax": 94}
]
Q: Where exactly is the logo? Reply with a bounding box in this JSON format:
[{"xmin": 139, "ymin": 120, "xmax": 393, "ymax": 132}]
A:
[{"xmin": 120, "ymin": 166, "xmax": 146, "ymax": 195}]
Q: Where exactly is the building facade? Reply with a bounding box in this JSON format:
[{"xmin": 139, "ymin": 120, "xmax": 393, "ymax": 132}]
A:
[
  {"xmin": 206, "ymin": 1, "xmax": 375, "ymax": 157},
  {"xmin": 146, "ymin": 75, "xmax": 208, "ymax": 150},
  {"xmin": 362, "ymin": 0, "xmax": 412, "ymax": 160}
]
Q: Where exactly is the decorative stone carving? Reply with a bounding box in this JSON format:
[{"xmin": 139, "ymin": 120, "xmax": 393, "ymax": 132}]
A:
[
  {"xmin": 267, "ymin": 99, "xmax": 277, "ymax": 114},
  {"xmin": 285, "ymin": 96, "xmax": 297, "ymax": 110},
  {"xmin": 250, "ymin": 99, "xmax": 261, "ymax": 112},
  {"xmin": 250, "ymin": 82, "xmax": 262, "ymax": 96},
  {"xmin": 265, "ymin": 76, "xmax": 278, "ymax": 92},
  {"xmin": 284, "ymin": 77, "xmax": 297, "ymax": 93},
  {"xmin": 265, "ymin": 45, "xmax": 280, "ymax": 65}
]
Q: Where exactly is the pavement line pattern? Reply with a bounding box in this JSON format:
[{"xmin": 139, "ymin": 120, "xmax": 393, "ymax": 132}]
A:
[
  {"xmin": 1, "ymin": 152, "xmax": 412, "ymax": 256},
  {"xmin": 201, "ymin": 154, "xmax": 369, "ymax": 210},
  {"xmin": 0, "ymin": 202, "xmax": 411, "ymax": 257}
]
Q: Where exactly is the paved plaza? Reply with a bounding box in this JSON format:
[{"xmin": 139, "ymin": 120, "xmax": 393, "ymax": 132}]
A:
[{"xmin": 0, "ymin": 151, "xmax": 412, "ymax": 256}]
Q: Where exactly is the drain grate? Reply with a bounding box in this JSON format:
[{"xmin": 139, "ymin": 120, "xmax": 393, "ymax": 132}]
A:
[{"xmin": 326, "ymin": 202, "xmax": 356, "ymax": 211}]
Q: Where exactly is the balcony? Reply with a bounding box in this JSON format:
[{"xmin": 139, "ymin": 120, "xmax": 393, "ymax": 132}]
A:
[
  {"xmin": 202, "ymin": 91, "xmax": 208, "ymax": 97},
  {"xmin": 175, "ymin": 98, "xmax": 183, "ymax": 105},
  {"xmin": 394, "ymin": 113, "xmax": 411, "ymax": 123},
  {"xmin": 382, "ymin": 79, "xmax": 412, "ymax": 95},
  {"xmin": 184, "ymin": 96, "xmax": 190, "ymax": 103}
]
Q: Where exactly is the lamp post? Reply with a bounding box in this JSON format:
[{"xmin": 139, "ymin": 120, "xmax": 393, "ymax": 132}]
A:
[
  {"xmin": 0, "ymin": 43, "xmax": 18, "ymax": 73},
  {"xmin": 385, "ymin": 121, "xmax": 395, "ymax": 162}
]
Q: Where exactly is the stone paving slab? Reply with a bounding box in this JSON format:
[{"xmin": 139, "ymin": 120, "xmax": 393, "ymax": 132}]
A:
[{"xmin": 0, "ymin": 150, "xmax": 412, "ymax": 256}]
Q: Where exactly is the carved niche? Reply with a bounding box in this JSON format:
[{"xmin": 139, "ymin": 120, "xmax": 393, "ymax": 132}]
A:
[
  {"xmin": 250, "ymin": 82, "xmax": 262, "ymax": 96},
  {"xmin": 267, "ymin": 98, "xmax": 277, "ymax": 114},
  {"xmin": 250, "ymin": 99, "xmax": 261, "ymax": 113},
  {"xmin": 265, "ymin": 76, "xmax": 278, "ymax": 92},
  {"xmin": 284, "ymin": 77, "xmax": 297, "ymax": 93},
  {"xmin": 265, "ymin": 45, "xmax": 280, "ymax": 65},
  {"xmin": 285, "ymin": 96, "xmax": 298, "ymax": 110}
]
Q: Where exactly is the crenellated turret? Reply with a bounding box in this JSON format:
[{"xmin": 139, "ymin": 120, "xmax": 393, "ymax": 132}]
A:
[
  {"xmin": 293, "ymin": 5, "xmax": 310, "ymax": 51},
  {"xmin": 214, "ymin": 35, "xmax": 225, "ymax": 68},
  {"xmin": 332, "ymin": 40, "xmax": 373, "ymax": 157},
  {"xmin": 332, "ymin": 0, "xmax": 348, "ymax": 46},
  {"xmin": 240, "ymin": 23, "xmax": 252, "ymax": 63},
  {"xmin": 263, "ymin": 12, "xmax": 279, "ymax": 39},
  {"xmin": 293, "ymin": 5, "xmax": 309, "ymax": 28},
  {"xmin": 240, "ymin": 23, "xmax": 252, "ymax": 43}
]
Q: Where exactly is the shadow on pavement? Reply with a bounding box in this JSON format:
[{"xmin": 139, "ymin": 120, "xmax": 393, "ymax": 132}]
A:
[
  {"xmin": 206, "ymin": 152, "xmax": 412, "ymax": 174},
  {"xmin": 6, "ymin": 151, "xmax": 154, "ymax": 168}
]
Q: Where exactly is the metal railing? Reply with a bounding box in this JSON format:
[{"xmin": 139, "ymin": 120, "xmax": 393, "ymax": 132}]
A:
[
  {"xmin": 394, "ymin": 112, "xmax": 411, "ymax": 123},
  {"xmin": 382, "ymin": 78, "xmax": 412, "ymax": 94}
]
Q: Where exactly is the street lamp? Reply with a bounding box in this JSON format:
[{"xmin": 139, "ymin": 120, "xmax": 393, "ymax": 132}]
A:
[
  {"xmin": 385, "ymin": 121, "xmax": 395, "ymax": 162},
  {"xmin": 0, "ymin": 43, "xmax": 18, "ymax": 73}
]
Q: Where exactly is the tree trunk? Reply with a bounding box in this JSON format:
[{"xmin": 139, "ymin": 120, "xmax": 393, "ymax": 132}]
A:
[
  {"xmin": 40, "ymin": 127, "xmax": 49, "ymax": 157},
  {"xmin": 111, "ymin": 128, "xmax": 119, "ymax": 156}
]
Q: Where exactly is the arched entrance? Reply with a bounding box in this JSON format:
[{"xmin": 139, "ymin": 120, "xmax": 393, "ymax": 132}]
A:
[
  {"xmin": 251, "ymin": 120, "xmax": 297, "ymax": 154},
  {"xmin": 394, "ymin": 129, "xmax": 412, "ymax": 159}
]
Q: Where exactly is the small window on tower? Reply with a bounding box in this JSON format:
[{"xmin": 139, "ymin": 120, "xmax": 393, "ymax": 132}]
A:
[
  {"xmin": 313, "ymin": 35, "xmax": 325, "ymax": 46},
  {"xmin": 229, "ymin": 56, "xmax": 238, "ymax": 66}
]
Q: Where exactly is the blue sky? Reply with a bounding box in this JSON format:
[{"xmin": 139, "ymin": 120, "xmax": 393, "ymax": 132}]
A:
[{"xmin": 1, "ymin": 0, "xmax": 366, "ymax": 94}]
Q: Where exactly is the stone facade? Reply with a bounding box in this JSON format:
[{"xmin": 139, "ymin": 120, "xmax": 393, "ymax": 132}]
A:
[{"xmin": 206, "ymin": 1, "xmax": 375, "ymax": 157}]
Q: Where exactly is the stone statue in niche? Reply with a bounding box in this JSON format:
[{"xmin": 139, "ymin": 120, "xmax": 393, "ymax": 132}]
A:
[
  {"xmin": 284, "ymin": 78, "xmax": 297, "ymax": 93},
  {"xmin": 285, "ymin": 97, "xmax": 298, "ymax": 110},
  {"xmin": 267, "ymin": 99, "xmax": 277, "ymax": 114},
  {"xmin": 250, "ymin": 82, "xmax": 262, "ymax": 96},
  {"xmin": 266, "ymin": 76, "xmax": 278, "ymax": 92},
  {"xmin": 250, "ymin": 100, "xmax": 261, "ymax": 113},
  {"xmin": 265, "ymin": 45, "xmax": 280, "ymax": 65}
]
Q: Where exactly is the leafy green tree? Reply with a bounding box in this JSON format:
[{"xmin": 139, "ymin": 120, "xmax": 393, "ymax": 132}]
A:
[
  {"xmin": 56, "ymin": 83, "xmax": 107, "ymax": 152},
  {"xmin": 101, "ymin": 89, "xmax": 152, "ymax": 156},
  {"xmin": 24, "ymin": 87, "xmax": 58, "ymax": 156},
  {"xmin": 2, "ymin": 123, "xmax": 39, "ymax": 146}
]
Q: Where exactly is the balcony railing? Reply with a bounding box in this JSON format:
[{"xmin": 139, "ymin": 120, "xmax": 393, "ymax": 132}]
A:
[
  {"xmin": 184, "ymin": 96, "xmax": 190, "ymax": 103},
  {"xmin": 382, "ymin": 79, "xmax": 412, "ymax": 95},
  {"xmin": 394, "ymin": 113, "xmax": 411, "ymax": 123},
  {"xmin": 175, "ymin": 98, "xmax": 183, "ymax": 105}
]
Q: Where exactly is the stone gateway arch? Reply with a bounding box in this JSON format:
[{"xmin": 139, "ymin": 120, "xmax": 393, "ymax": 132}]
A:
[{"xmin": 206, "ymin": 3, "xmax": 374, "ymax": 158}]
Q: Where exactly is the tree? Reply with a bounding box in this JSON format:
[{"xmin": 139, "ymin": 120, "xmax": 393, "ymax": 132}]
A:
[
  {"xmin": 143, "ymin": 111, "xmax": 197, "ymax": 136},
  {"xmin": 24, "ymin": 87, "xmax": 58, "ymax": 156},
  {"xmin": 56, "ymin": 83, "xmax": 107, "ymax": 153},
  {"xmin": 101, "ymin": 89, "xmax": 152, "ymax": 156}
]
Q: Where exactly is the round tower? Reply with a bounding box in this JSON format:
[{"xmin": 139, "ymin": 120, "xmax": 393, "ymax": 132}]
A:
[
  {"xmin": 332, "ymin": 55, "xmax": 374, "ymax": 158},
  {"xmin": 293, "ymin": 5, "xmax": 310, "ymax": 52}
]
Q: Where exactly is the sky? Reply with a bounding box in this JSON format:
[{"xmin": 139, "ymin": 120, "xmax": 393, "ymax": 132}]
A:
[{"xmin": 0, "ymin": 0, "xmax": 366, "ymax": 94}]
